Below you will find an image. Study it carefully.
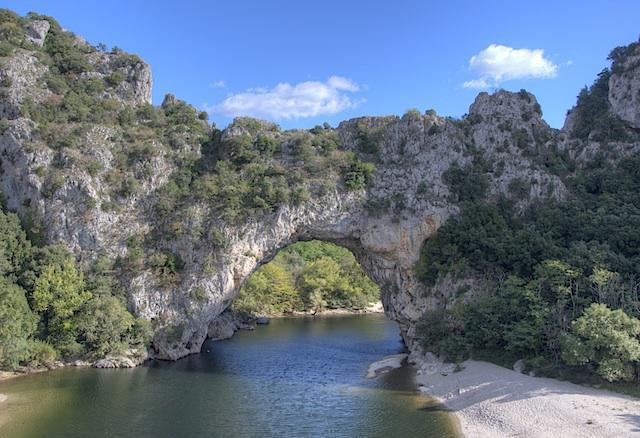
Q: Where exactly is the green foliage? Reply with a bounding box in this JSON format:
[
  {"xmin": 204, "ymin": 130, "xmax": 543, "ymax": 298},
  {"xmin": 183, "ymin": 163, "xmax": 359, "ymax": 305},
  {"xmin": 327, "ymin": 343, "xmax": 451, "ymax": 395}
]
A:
[
  {"xmin": 608, "ymin": 42, "xmax": 640, "ymax": 75},
  {"xmin": 32, "ymin": 259, "xmax": 91, "ymax": 355},
  {"xmin": 26, "ymin": 339, "xmax": 57, "ymax": 367},
  {"xmin": 403, "ymin": 108, "xmax": 422, "ymax": 120},
  {"xmin": 233, "ymin": 241, "xmax": 379, "ymax": 315},
  {"xmin": 415, "ymin": 200, "xmax": 523, "ymax": 285},
  {"xmin": 571, "ymin": 69, "xmax": 629, "ymax": 142},
  {"xmin": 416, "ymin": 127, "xmax": 640, "ymax": 380},
  {"xmin": 344, "ymin": 156, "xmax": 376, "ymax": 190},
  {"xmin": 355, "ymin": 125, "xmax": 380, "ymax": 155},
  {"xmin": 443, "ymin": 156, "xmax": 490, "ymax": 203},
  {"xmin": 0, "ymin": 203, "xmax": 149, "ymax": 367},
  {"xmin": 234, "ymin": 263, "xmax": 301, "ymax": 314},
  {"xmin": 416, "ymin": 308, "xmax": 468, "ymax": 362},
  {"xmin": 0, "ymin": 278, "xmax": 37, "ymax": 368},
  {"xmin": 105, "ymin": 71, "xmax": 125, "ymax": 87},
  {"xmin": 148, "ymin": 250, "xmax": 184, "ymax": 284},
  {"xmin": 75, "ymin": 296, "xmax": 135, "ymax": 357},
  {"xmin": 561, "ymin": 304, "xmax": 640, "ymax": 382},
  {"xmin": 0, "ymin": 209, "xmax": 33, "ymax": 278}
]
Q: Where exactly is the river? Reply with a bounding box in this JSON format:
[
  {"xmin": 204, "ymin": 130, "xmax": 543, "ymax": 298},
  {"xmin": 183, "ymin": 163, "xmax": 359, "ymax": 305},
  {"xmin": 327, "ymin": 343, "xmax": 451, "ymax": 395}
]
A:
[{"xmin": 0, "ymin": 314, "xmax": 459, "ymax": 437}]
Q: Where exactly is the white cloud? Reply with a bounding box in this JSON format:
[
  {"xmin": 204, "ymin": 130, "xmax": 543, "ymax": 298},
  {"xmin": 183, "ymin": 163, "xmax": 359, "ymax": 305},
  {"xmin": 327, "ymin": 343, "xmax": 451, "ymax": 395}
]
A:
[
  {"xmin": 463, "ymin": 44, "xmax": 558, "ymax": 88},
  {"xmin": 462, "ymin": 78, "xmax": 491, "ymax": 90},
  {"xmin": 207, "ymin": 76, "xmax": 363, "ymax": 120},
  {"xmin": 210, "ymin": 80, "xmax": 226, "ymax": 88},
  {"xmin": 327, "ymin": 75, "xmax": 360, "ymax": 92}
]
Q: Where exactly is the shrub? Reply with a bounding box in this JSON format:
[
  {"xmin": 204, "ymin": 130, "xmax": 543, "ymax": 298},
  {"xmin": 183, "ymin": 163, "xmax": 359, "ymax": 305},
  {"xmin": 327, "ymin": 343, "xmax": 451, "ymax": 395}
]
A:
[
  {"xmin": 32, "ymin": 259, "xmax": 92, "ymax": 356},
  {"xmin": 0, "ymin": 41, "xmax": 14, "ymax": 57},
  {"xmin": 571, "ymin": 69, "xmax": 629, "ymax": 142},
  {"xmin": 0, "ymin": 278, "xmax": 37, "ymax": 368},
  {"xmin": 26, "ymin": 340, "xmax": 57, "ymax": 367},
  {"xmin": 561, "ymin": 304, "xmax": 640, "ymax": 382},
  {"xmin": 416, "ymin": 308, "xmax": 469, "ymax": 362},
  {"xmin": 344, "ymin": 157, "xmax": 376, "ymax": 190},
  {"xmin": 105, "ymin": 71, "xmax": 125, "ymax": 87},
  {"xmin": 76, "ymin": 295, "xmax": 134, "ymax": 357},
  {"xmin": 442, "ymin": 158, "xmax": 489, "ymax": 203}
]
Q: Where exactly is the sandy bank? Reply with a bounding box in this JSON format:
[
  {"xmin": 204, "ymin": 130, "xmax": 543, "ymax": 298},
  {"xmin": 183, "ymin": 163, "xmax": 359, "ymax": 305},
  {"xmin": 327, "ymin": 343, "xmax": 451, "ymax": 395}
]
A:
[{"xmin": 415, "ymin": 358, "xmax": 640, "ymax": 437}]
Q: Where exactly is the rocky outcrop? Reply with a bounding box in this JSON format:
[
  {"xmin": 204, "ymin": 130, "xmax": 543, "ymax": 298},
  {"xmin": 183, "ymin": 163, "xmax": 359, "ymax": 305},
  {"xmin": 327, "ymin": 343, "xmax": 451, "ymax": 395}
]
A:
[
  {"xmin": 609, "ymin": 42, "xmax": 640, "ymax": 129},
  {"xmin": 92, "ymin": 348, "xmax": 148, "ymax": 368},
  {"xmin": 207, "ymin": 310, "xmax": 253, "ymax": 341},
  {"xmin": 1, "ymin": 15, "xmax": 639, "ymax": 364},
  {"xmin": 24, "ymin": 19, "xmax": 50, "ymax": 47}
]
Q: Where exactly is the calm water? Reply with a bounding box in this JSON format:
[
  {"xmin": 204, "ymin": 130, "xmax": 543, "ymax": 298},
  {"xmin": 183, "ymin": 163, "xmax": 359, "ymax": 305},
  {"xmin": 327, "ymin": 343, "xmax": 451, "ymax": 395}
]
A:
[{"xmin": 0, "ymin": 314, "xmax": 459, "ymax": 438}]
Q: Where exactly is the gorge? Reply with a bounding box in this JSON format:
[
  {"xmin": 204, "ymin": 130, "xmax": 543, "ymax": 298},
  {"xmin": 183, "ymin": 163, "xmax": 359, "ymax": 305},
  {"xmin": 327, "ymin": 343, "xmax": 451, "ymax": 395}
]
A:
[
  {"xmin": 3, "ymin": 8, "xmax": 640, "ymax": 438},
  {"xmin": 0, "ymin": 13, "xmax": 566, "ymax": 361},
  {"xmin": 0, "ymin": 10, "xmax": 639, "ymax": 374}
]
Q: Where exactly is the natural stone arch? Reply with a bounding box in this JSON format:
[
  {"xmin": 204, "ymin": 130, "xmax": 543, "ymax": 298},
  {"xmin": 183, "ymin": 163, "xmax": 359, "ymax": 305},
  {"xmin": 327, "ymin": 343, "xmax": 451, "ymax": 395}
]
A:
[
  {"xmin": 121, "ymin": 91, "xmax": 567, "ymax": 361},
  {"xmin": 135, "ymin": 189, "xmax": 443, "ymax": 360}
]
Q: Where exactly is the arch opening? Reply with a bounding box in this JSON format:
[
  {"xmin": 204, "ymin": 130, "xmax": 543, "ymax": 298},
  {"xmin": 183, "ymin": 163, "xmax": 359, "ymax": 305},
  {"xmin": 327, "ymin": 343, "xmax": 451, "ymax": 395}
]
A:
[{"xmin": 205, "ymin": 239, "xmax": 388, "ymax": 343}]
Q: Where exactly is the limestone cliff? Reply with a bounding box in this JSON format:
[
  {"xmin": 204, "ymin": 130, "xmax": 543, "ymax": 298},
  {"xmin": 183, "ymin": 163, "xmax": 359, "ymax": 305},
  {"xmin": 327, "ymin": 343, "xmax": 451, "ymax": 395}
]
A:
[{"xmin": 1, "ymin": 14, "xmax": 639, "ymax": 361}]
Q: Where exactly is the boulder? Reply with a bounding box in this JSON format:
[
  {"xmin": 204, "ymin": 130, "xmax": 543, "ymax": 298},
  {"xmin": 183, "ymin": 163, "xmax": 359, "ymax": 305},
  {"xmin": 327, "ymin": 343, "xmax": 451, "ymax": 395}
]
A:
[
  {"xmin": 366, "ymin": 353, "xmax": 407, "ymax": 378},
  {"xmin": 93, "ymin": 349, "xmax": 148, "ymax": 368}
]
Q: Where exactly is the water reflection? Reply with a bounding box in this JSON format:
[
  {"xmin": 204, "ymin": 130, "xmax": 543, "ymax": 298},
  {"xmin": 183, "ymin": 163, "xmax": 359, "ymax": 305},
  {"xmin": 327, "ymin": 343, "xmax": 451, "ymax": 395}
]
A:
[{"xmin": 0, "ymin": 314, "xmax": 459, "ymax": 438}]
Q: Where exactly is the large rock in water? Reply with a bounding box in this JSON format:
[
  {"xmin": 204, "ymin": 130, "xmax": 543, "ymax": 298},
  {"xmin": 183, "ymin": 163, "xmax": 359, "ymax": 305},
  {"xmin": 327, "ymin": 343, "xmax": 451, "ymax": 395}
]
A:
[
  {"xmin": 1, "ymin": 15, "xmax": 639, "ymax": 363},
  {"xmin": 366, "ymin": 354, "xmax": 408, "ymax": 378}
]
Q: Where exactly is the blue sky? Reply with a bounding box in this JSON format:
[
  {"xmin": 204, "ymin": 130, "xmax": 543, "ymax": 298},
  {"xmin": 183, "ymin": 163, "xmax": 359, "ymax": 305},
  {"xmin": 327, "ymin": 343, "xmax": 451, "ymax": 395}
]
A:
[{"xmin": 5, "ymin": 0, "xmax": 640, "ymax": 129}]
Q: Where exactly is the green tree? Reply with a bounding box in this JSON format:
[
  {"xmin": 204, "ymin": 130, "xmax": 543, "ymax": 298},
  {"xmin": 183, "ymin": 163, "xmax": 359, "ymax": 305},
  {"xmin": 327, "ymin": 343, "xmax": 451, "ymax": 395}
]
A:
[
  {"xmin": 416, "ymin": 308, "xmax": 469, "ymax": 362},
  {"xmin": 33, "ymin": 259, "xmax": 91, "ymax": 356},
  {"xmin": 0, "ymin": 209, "xmax": 33, "ymax": 278},
  {"xmin": 235, "ymin": 263, "xmax": 300, "ymax": 314},
  {"xmin": 561, "ymin": 304, "xmax": 640, "ymax": 382},
  {"xmin": 76, "ymin": 296, "xmax": 134, "ymax": 357},
  {"xmin": 0, "ymin": 278, "xmax": 37, "ymax": 368},
  {"xmin": 298, "ymin": 257, "xmax": 341, "ymax": 312}
]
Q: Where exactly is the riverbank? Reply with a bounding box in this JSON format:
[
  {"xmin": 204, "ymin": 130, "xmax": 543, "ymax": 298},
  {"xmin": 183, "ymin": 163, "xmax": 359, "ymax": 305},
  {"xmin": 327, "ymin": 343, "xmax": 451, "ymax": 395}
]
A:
[
  {"xmin": 0, "ymin": 348, "xmax": 147, "ymax": 383},
  {"xmin": 265, "ymin": 301, "xmax": 385, "ymax": 318},
  {"xmin": 413, "ymin": 355, "xmax": 640, "ymax": 437}
]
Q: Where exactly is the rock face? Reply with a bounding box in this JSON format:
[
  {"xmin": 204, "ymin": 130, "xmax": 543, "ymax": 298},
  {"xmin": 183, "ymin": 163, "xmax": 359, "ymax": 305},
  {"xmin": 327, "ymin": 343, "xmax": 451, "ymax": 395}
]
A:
[
  {"xmin": 24, "ymin": 19, "xmax": 50, "ymax": 47},
  {"xmin": 609, "ymin": 41, "xmax": 640, "ymax": 129},
  {"xmin": 1, "ymin": 16, "xmax": 639, "ymax": 363},
  {"xmin": 207, "ymin": 310, "xmax": 253, "ymax": 341}
]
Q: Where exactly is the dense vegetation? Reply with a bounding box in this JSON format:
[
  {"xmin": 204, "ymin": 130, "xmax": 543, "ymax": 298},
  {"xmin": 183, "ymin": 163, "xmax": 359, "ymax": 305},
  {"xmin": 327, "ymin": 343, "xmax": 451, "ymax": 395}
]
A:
[
  {"xmin": 0, "ymin": 207, "xmax": 150, "ymax": 369},
  {"xmin": 232, "ymin": 241, "xmax": 379, "ymax": 314},
  {"xmin": 416, "ymin": 156, "xmax": 640, "ymax": 381},
  {"xmin": 415, "ymin": 43, "xmax": 640, "ymax": 382}
]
